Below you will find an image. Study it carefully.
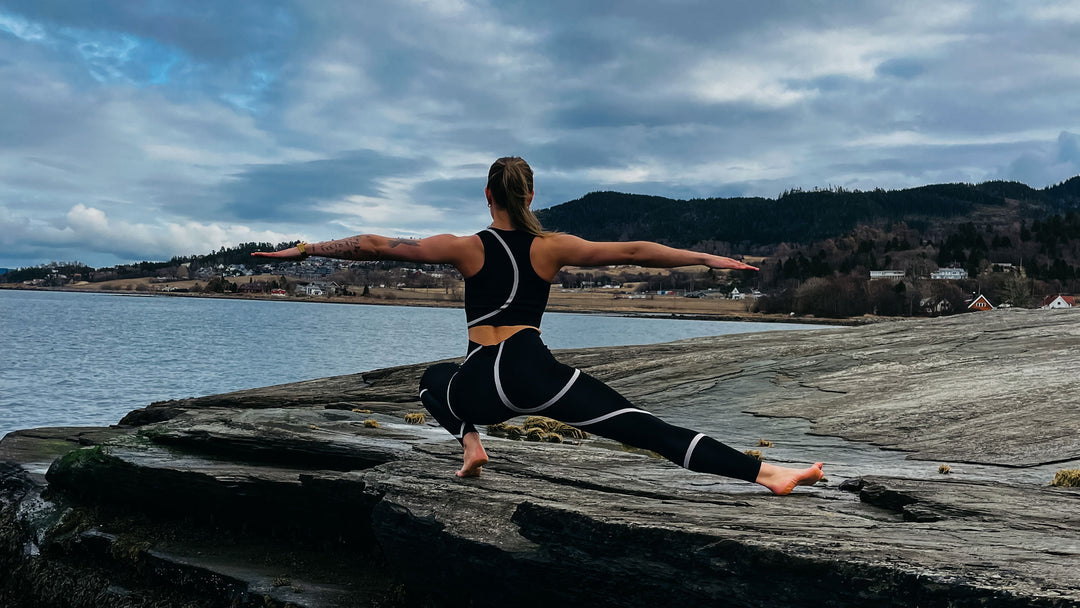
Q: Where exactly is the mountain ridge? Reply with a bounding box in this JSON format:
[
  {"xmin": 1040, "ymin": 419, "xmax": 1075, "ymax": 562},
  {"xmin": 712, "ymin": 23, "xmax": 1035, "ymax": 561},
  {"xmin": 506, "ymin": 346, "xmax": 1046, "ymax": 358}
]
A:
[{"xmin": 535, "ymin": 175, "xmax": 1080, "ymax": 251}]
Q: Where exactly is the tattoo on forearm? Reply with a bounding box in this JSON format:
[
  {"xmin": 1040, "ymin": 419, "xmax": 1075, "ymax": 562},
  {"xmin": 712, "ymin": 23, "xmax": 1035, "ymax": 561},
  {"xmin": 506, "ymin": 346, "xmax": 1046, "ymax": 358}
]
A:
[
  {"xmin": 321, "ymin": 237, "xmax": 364, "ymax": 258},
  {"xmin": 317, "ymin": 236, "xmax": 418, "ymax": 261}
]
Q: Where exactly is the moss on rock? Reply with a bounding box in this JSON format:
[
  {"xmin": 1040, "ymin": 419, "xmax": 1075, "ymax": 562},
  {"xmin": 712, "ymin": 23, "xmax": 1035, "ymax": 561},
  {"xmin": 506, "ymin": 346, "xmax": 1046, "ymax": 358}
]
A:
[{"xmin": 1051, "ymin": 469, "xmax": 1080, "ymax": 487}]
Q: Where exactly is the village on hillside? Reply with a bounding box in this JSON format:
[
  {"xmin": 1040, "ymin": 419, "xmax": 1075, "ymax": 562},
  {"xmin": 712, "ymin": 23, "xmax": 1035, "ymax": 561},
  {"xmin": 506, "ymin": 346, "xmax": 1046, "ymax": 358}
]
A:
[{"xmin": 6, "ymin": 252, "xmax": 1077, "ymax": 320}]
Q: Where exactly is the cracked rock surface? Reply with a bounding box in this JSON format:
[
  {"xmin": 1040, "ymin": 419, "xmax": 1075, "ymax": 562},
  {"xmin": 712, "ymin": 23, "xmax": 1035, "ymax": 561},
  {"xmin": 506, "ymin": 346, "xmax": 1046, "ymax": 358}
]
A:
[{"xmin": 2, "ymin": 307, "xmax": 1079, "ymax": 607}]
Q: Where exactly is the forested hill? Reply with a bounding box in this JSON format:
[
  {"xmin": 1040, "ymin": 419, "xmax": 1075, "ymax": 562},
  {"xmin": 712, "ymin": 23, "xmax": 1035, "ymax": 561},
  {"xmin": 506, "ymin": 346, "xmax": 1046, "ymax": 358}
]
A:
[{"xmin": 535, "ymin": 176, "xmax": 1080, "ymax": 252}]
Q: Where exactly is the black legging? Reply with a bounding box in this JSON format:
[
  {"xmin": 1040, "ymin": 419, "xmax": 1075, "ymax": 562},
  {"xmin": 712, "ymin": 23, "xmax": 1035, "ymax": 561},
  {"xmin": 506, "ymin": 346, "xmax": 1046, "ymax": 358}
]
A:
[{"xmin": 419, "ymin": 329, "xmax": 761, "ymax": 483}]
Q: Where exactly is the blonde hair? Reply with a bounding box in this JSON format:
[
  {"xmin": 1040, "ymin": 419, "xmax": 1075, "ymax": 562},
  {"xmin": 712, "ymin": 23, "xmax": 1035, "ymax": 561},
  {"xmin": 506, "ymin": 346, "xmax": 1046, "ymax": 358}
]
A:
[{"xmin": 487, "ymin": 157, "xmax": 552, "ymax": 237}]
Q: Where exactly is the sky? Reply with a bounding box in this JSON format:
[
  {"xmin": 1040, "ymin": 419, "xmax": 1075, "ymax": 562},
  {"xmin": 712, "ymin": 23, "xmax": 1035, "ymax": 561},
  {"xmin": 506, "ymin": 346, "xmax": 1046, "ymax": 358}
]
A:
[{"xmin": 1, "ymin": 1, "xmax": 1079, "ymax": 269}]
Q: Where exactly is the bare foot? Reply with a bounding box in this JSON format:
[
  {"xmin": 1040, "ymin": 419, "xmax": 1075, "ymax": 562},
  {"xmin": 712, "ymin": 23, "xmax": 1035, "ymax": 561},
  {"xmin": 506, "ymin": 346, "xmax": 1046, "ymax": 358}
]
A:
[
  {"xmin": 456, "ymin": 432, "xmax": 489, "ymax": 478},
  {"xmin": 756, "ymin": 462, "xmax": 825, "ymax": 495}
]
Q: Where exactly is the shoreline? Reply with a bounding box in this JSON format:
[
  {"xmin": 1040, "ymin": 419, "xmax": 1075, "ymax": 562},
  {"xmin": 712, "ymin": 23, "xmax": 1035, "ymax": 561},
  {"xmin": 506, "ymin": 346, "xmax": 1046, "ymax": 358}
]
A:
[{"xmin": 0, "ymin": 283, "xmax": 872, "ymax": 326}]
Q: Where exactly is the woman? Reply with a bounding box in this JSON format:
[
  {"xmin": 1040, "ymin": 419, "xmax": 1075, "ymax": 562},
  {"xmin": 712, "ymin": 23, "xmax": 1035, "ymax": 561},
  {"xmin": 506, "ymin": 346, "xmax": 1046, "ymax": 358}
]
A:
[{"xmin": 254, "ymin": 157, "xmax": 823, "ymax": 494}]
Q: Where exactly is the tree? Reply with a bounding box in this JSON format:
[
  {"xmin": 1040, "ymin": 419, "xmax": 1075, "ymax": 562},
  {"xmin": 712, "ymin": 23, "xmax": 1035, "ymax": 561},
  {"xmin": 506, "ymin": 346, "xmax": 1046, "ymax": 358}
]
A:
[
  {"xmin": 793, "ymin": 276, "xmax": 868, "ymax": 318},
  {"xmin": 279, "ymin": 275, "xmax": 295, "ymax": 295},
  {"xmin": 999, "ymin": 276, "xmax": 1034, "ymax": 307},
  {"xmin": 203, "ymin": 275, "xmax": 237, "ymax": 293}
]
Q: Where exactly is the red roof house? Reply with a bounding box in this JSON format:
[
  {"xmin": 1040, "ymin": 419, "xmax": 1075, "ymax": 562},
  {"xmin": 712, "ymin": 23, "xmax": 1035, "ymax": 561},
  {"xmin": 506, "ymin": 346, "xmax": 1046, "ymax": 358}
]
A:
[{"xmin": 1040, "ymin": 295, "xmax": 1075, "ymax": 309}]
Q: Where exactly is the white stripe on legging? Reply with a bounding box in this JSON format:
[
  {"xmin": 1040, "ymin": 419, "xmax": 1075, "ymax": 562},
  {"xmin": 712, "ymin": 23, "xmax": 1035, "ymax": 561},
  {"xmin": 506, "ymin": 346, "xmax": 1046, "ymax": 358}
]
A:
[
  {"xmin": 566, "ymin": 407, "xmax": 652, "ymax": 427},
  {"xmin": 683, "ymin": 433, "xmax": 706, "ymax": 469},
  {"xmin": 536, "ymin": 368, "xmax": 580, "ymax": 409},
  {"xmin": 494, "ymin": 342, "xmax": 581, "ymax": 413},
  {"xmin": 467, "ymin": 229, "xmax": 519, "ymax": 327},
  {"xmin": 464, "ymin": 344, "xmax": 483, "ymax": 362},
  {"xmin": 445, "ymin": 372, "xmax": 461, "ymax": 420}
]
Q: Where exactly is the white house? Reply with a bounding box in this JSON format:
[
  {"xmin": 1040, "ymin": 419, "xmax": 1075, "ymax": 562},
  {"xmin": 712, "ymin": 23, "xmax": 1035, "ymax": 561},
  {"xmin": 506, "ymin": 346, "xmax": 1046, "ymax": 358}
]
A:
[
  {"xmin": 931, "ymin": 267, "xmax": 968, "ymax": 280},
  {"xmin": 1040, "ymin": 295, "xmax": 1075, "ymax": 309},
  {"xmin": 870, "ymin": 270, "xmax": 905, "ymax": 279},
  {"xmin": 730, "ymin": 287, "xmax": 745, "ymax": 300}
]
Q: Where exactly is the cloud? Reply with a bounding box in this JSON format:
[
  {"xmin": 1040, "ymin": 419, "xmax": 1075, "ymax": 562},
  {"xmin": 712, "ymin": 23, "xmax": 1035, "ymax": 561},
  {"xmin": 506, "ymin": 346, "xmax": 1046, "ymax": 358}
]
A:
[
  {"xmin": 1003, "ymin": 131, "xmax": 1080, "ymax": 188},
  {"xmin": 0, "ymin": 0, "xmax": 295, "ymax": 64},
  {"xmin": 0, "ymin": 203, "xmax": 298, "ymax": 267},
  {"xmin": 218, "ymin": 150, "xmax": 423, "ymax": 222},
  {"xmin": 2, "ymin": 0, "xmax": 1080, "ymax": 268},
  {"xmin": 875, "ymin": 57, "xmax": 927, "ymax": 79}
]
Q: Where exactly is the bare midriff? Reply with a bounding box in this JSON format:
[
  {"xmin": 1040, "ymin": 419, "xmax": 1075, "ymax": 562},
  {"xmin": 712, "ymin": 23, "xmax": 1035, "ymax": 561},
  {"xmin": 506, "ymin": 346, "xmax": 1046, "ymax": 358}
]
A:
[{"xmin": 467, "ymin": 324, "xmax": 539, "ymax": 346}]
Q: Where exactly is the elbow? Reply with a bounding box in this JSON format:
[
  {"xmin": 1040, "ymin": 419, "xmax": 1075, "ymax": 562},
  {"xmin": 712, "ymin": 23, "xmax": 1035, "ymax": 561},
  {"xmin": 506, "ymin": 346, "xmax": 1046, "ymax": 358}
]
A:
[
  {"xmin": 341, "ymin": 235, "xmax": 380, "ymax": 260},
  {"xmin": 625, "ymin": 242, "xmax": 649, "ymax": 264},
  {"xmin": 358, "ymin": 236, "xmax": 381, "ymax": 259}
]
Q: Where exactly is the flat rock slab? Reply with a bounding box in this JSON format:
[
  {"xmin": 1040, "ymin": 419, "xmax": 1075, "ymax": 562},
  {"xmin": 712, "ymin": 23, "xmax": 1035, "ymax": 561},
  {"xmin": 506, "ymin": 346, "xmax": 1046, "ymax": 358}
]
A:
[
  {"xmin": 129, "ymin": 307, "xmax": 1080, "ymax": 468},
  {"xmin": 3, "ymin": 307, "xmax": 1079, "ymax": 606},
  {"xmin": 366, "ymin": 443, "xmax": 1080, "ymax": 607}
]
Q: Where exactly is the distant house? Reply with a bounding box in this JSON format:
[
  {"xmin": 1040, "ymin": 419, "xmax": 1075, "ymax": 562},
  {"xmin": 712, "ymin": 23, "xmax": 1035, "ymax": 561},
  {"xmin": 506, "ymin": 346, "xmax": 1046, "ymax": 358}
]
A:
[
  {"xmin": 729, "ymin": 287, "xmax": 745, "ymax": 300},
  {"xmin": 920, "ymin": 297, "xmax": 953, "ymax": 316},
  {"xmin": 870, "ymin": 270, "xmax": 905, "ymax": 280},
  {"xmin": 1040, "ymin": 295, "xmax": 1075, "ymax": 309},
  {"xmin": 238, "ymin": 281, "xmax": 266, "ymax": 293},
  {"xmin": 931, "ymin": 267, "xmax": 968, "ymax": 280},
  {"xmin": 967, "ymin": 294, "xmax": 994, "ymax": 311}
]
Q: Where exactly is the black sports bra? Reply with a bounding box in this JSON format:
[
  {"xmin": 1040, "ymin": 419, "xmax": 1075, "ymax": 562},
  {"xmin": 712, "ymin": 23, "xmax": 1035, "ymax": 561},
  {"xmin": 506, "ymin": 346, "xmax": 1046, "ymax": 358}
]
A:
[{"xmin": 464, "ymin": 228, "xmax": 551, "ymax": 328}]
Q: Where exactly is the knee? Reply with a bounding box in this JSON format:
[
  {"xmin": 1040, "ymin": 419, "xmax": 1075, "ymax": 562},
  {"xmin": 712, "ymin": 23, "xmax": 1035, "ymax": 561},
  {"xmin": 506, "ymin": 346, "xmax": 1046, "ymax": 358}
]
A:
[{"xmin": 421, "ymin": 362, "xmax": 459, "ymax": 392}]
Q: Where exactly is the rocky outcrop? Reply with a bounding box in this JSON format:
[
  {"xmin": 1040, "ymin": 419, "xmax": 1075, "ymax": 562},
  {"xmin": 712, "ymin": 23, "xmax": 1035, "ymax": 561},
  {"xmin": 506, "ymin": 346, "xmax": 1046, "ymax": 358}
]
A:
[{"xmin": 2, "ymin": 308, "xmax": 1079, "ymax": 607}]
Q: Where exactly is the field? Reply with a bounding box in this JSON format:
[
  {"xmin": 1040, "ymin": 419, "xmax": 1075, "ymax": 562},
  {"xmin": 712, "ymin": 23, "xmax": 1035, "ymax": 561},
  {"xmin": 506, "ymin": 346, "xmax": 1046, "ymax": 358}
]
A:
[
  {"xmin": 8, "ymin": 280, "xmax": 776, "ymax": 320},
  {"xmin": 5, "ymin": 259, "xmax": 854, "ymax": 324}
]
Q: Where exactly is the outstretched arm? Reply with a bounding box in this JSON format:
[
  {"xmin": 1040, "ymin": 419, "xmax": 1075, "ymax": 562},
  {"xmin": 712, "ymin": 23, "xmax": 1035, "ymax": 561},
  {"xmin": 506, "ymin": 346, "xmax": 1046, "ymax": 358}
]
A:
[
  {"xmin": 548, "ymin": 234, "xmax": 757, "ymax": 271},
  {"xmin": 252, "ymin": 234, "xmax": 479, "ymax": 269}
]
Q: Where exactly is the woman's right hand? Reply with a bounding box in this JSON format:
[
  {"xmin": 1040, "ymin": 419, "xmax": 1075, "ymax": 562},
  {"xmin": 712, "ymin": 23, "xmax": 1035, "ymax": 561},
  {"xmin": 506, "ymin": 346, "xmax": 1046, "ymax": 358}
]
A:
[
  {"xmin": 705, "ymin": 255, "xmax": 758, "ymax": 271},
  {"xmin": 251, "ymin": 247, "xmax": 305, "ymax": 260}
]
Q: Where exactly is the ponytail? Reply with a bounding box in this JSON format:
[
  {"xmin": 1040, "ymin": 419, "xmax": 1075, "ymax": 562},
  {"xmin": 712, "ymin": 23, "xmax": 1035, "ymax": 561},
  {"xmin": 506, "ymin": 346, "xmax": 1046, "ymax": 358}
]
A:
[{"xmin": 487, "ymin": 157, "xmax": 553, "ymax": 237}]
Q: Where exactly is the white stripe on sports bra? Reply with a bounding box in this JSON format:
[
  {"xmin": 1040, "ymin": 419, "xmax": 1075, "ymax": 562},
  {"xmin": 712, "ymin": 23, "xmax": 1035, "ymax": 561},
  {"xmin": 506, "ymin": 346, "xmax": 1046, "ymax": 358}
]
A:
[{"xmin": 466, "ymin": 229, "xmax": 520, "ymax": 327}]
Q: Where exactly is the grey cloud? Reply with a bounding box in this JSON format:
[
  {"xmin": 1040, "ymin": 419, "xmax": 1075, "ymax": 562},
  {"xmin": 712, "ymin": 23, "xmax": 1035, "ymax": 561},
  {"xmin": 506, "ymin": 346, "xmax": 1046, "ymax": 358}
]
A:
[
  {"xmin": 4, "ymin": 0, "xmax": 1080, "ymax": 268},
  {"xmin": 1058, "ymin": 133, "xmax": 1080, "ymax": 166},
  {"xmin": 827, "ymin": 144, "xmax": 1018, "ymax": 180},
  {"xmin": 545, "ymin": 93, "xmax": 798, "ymax": 132},
  {"xmin": 544, "ymin": 27, "xmax": 620, "ymax": 66},
  {"xmin": 1003, "ymin": 132, "xmax": 1080, "ymax": 188},
  {"xmin": 527, "ymin": 140, "xmax": 633, "ymax": 173},
  {"xmin": 1, "ymin": 2, "xmax": 294, "ymax": 116},
  {"xmin": 522, "ymin": 0, "xmax": 893, "ymax": 47},
  {"xmin": 2, "ymin": 0, "xmax": 296, "ymax": 63},
  {"xmin": 219, "ymin": 150, "xmax": 423, "ymax": 222},
  {"xmin": 410, "ymin": 177, "xmax": 485, "ymax": 212},
  {"xmin": 875, "ymin": 57, "xmax": 927, "ymax": 79},
  {"xmin": 417, "ymin": 175, "xmax": 482, "ymax": 194},
  {"xmin": 0, "ymin": 40, "xmax": 89, "ymax": 148}
]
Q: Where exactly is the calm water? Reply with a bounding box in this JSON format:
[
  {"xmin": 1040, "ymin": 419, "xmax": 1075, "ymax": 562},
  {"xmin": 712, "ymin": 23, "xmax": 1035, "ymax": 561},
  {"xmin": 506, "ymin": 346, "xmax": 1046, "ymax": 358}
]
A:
[{"xmin": 0, "ymin": 290, "xmax": 827, "ymax": 437}]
